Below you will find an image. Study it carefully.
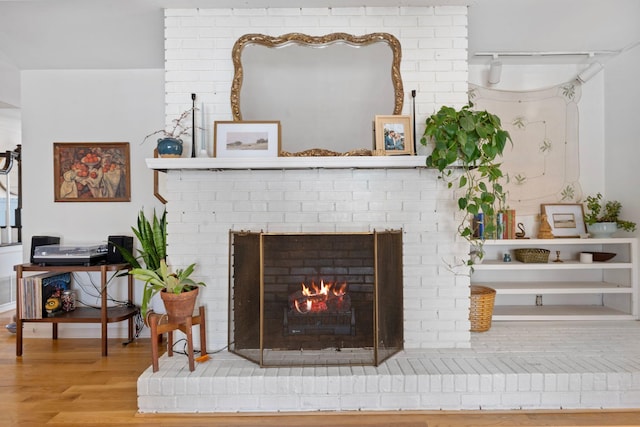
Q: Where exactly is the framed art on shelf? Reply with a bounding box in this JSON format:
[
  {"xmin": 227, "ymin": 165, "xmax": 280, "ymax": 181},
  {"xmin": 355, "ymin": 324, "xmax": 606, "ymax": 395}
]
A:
[
  {"xmin": 214, "ymin": 121, "xmax": 281, "ymax": 158},
  {"xmin": 374, "ymin": 115, "xmax": 413, "ymax": 155},
  {"xmin": 541, "ymin": 203, "xmax": 587, "ymax": 237},
  {"xmin": 53, "ymin": 142, "xmax": 131, "ymax": 202}
]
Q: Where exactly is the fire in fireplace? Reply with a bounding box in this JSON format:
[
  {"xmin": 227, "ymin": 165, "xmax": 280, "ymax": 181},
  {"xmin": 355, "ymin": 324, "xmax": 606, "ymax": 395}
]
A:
[
  {"xmin": 228, "ymin": 230, "xmax": 404, "ymax": 367},
  {"xmin": 285, "ymin": 280, "xmax": 355, "ymax": 336},
  {"xmin": 290, "ymin": 280, "xmax": 349, "ymax": 314}
]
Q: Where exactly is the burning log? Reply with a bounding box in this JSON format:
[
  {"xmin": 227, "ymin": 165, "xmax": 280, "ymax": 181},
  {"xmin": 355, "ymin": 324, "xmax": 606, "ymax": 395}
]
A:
[{"xmin": 288, "ymin": 280, "xmax": 351, "ymax": 314}]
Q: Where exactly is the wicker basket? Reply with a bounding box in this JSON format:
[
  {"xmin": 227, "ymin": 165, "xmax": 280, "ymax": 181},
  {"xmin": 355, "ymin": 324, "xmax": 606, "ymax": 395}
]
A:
[
  {"xmin": 469, "ymin": 285, "xmax": 496, "ymax": 332},
  {"xmin": 514, "ymin": 248, "xmax": 550, "ymax": 263}
]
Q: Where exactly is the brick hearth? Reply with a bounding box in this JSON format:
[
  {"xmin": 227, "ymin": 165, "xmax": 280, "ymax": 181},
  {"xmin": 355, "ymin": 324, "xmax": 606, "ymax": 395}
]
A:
[{"xmin": 138, "ymin": 320, "xmax": 640, "ymax": 412}]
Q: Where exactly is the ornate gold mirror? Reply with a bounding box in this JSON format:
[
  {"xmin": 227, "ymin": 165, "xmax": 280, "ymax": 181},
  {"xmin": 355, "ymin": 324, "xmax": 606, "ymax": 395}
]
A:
[{"xmin": 231, "ymin": 33, "xmax": 403, "ymax": 155}]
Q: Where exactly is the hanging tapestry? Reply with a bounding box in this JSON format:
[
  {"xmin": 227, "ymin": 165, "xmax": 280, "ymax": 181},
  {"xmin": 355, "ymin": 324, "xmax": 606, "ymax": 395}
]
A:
[{"xmin": 469, "ymin": 82, "xmax": 582, "ymax": 215}]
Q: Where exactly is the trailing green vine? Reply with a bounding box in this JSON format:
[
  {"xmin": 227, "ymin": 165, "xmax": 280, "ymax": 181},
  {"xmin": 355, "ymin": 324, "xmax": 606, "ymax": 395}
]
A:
[{"xmin": 421, "ymin": 103, "xmax": 512, "ymax": 264}]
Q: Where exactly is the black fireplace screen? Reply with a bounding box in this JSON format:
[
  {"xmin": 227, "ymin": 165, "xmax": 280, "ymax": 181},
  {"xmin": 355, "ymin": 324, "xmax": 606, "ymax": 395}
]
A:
[{"xmin": 228, "ymin": 230, "xmax": 403, "ymax": 367}]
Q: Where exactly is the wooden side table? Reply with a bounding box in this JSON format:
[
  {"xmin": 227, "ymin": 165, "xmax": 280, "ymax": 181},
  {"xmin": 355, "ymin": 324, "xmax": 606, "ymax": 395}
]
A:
[
  {"xmin": 14, "ymin": 263, "xmax": 136, "ymax": 357},
  {"xmin": 148, "ymin": 305, "xmax": 207, "ymax": 372}
]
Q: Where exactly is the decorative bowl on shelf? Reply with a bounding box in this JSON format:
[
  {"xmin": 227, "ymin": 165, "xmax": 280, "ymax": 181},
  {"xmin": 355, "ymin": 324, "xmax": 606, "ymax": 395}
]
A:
[
  {"xmin": 586, "ymin": 222, "xmax": 617, "ymax": 238},
  {"xmin": 582, "ymin": 251, "xmax": 616, "ymax": 262}
]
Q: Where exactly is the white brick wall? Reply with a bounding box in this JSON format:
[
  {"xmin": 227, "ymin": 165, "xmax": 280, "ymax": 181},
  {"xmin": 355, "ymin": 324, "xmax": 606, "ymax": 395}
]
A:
[
  {"xmin": 164, "ymin": 167, "xmax": 471, "ymax": 350},
  {"xmin": 163, "ymin": 6, "xmax": 471, "ymax": 351},
  {"xmin": 164, "ymin": 6, "xmax": 469, "ymax": 150}
]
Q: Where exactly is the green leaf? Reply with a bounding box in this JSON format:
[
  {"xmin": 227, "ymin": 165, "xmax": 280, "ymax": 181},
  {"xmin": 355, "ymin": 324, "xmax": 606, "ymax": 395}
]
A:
[
  {"xmin": 458, "ymin": 197, "xmax": 468, "ymax": 210},
  {"xmin": 462, "ymin": 140, "xmax": 477, "ymax": 158},
  {"xmin": 475, "ymin": 122, "xmax": 490, "ymax": 139},
  {"xmin": 459, "ymin": 114, "xmax": 475, "ymax": 132},
  {"xmin": 444, "ymin": 150, "xmax": 458, "ymax": 166},
  {"xmin": 467, "ymin": 204, "xmax": 479, "ymax": 215}
]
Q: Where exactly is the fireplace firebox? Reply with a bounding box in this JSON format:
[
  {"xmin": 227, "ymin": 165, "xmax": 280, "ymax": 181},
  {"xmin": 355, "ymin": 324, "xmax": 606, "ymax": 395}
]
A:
[{"xmin": 228, "ymin": 230, "xmax": 404, "ymax": 367}]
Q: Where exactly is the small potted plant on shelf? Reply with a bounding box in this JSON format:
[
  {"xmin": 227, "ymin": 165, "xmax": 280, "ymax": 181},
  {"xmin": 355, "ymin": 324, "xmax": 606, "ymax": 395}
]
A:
[
  {"xmin": 421, "ymin": 103, "xmax": 512, "ymax": 264},
  {"xmin": 144, "ymin": 107, "xmax": 196, "ymax": 158},
  {"xmin": 583, "ymin": 193, "xmax": 637, "ymax": 238}
]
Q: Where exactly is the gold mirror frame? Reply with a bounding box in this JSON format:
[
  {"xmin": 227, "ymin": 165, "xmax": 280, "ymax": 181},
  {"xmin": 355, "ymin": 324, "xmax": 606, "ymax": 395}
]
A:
[{"xmin": 230, "ymin": 32, "xmax": 404, "ymax": 155}]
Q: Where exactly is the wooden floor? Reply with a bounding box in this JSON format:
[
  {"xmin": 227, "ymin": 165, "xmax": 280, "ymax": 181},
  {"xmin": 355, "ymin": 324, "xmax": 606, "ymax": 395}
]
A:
[{"xmin": 1, "ymin": 311, "xmax": 639, "ymax": 426}]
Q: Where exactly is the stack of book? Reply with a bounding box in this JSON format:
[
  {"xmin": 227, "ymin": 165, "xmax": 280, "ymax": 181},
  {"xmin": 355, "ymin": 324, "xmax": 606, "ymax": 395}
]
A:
[
  {"xmin": 20, "ymin": 272, "xmax": 71, "ymax": 319},
  {"xmin": 473, "ymin": 209, "xmax": 517, "ymax": 240}
]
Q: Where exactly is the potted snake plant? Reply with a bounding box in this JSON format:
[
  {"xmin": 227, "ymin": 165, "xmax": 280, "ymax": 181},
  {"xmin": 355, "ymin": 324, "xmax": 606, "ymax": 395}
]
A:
[{"xmin": 114, "ymin": 208, "xmax": 206, "ymax": 320}]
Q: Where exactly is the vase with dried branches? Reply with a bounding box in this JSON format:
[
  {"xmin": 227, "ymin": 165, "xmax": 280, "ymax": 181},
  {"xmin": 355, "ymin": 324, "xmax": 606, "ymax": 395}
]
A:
[{"xmin": 144, "ymin": 107, "xmax": 195, "ymax": 158}]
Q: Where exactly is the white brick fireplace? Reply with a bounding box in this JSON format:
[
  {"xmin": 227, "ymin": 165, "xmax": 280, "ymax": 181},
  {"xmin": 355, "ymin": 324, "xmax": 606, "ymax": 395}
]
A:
[
  {"xmin": 138, "ymin": 5, "xmax": 476, "ymax": 413},
  {"xmin": 157, "ymin": 158, "xmax": 471, "ymax": 352},
  {"xmin": 161, "ymin": 5, "xmax": 472, "ymax": 353},
  {"xmin": 139, "ymin": 156, "xmax": 476, "ymax": 412}
]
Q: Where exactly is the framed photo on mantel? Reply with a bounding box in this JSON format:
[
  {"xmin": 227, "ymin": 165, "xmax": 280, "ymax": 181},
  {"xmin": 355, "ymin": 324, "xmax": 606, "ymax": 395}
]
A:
[{"xmin": 374, "ymin": 115, "xmax": 413, "ymax": 155}]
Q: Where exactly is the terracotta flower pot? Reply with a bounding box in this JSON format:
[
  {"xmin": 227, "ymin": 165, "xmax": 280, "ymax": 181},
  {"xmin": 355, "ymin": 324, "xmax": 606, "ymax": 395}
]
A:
[{"xmin": 160, "ymin": 287, "xmax": 199, "ymax": 324}]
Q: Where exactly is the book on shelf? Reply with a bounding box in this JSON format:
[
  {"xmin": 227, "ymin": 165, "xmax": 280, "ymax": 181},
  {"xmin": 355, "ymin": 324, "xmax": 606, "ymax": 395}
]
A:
[
  {"xmin": 472, "ymin": 210, "xmax": 516, "ymax": 240},
  {"xmin": 501, "ymin": 209, "xmax": 516, "ymax": 239},
  {"xmin": 20, "ymin": 272, "xmax": 71, "ymax": 319}
]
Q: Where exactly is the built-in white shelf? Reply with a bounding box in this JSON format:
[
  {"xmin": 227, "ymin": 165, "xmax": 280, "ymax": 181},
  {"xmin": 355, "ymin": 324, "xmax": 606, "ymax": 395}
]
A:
[
  {"xmin": 475, "ymin": 260, "xmax": 631, "ymax": 270},
  {"xmin": 146, "ymin": 155, "xmax": 429, "ymax": 171},
  {"xmin": 478, "ymin": 281, "xmax": 633, "ymax": 294},
  {"xmin": 478, "ymin": 237, "xmax": 636, "ymax": 246},
  {"xmin": 493, "ymin": 305, "xmax": 635, "ymax": 321},
  {"xmin": 472, "ymin": 237, "xmax": 638, "ymax": 321}
]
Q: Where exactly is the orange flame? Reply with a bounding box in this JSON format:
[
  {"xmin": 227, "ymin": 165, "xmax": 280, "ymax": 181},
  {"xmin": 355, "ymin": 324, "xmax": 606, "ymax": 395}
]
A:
[{"xmin": 293, "ymin": 280, "xmax": 347, "ymax": 314}]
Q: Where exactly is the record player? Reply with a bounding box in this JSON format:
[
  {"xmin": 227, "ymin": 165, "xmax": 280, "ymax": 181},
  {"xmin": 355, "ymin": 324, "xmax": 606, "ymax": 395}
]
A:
[{"xmin": 32, "ymin": 244, "xmax": 108, "ymax": 266}]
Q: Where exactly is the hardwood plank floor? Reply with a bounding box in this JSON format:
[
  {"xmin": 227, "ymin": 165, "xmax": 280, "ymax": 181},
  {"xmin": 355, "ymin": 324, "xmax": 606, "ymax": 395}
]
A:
[{"xmin": 1, "ymin": 311, "xmax": 639, "ymax": 426}]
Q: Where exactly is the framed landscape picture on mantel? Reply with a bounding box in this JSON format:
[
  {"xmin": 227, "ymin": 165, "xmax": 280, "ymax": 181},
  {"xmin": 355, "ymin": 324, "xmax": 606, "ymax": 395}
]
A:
[
  {"xmin": 214, "ymin": 121, "xmax": 281, "ymax": 158},
  {"xmin": 53, "ymin": 142, "xmax": 131, "ymax": 202}
]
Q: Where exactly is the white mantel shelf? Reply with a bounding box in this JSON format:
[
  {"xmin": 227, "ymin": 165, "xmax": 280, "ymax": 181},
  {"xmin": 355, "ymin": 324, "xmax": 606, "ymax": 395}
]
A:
[{"xmin": 146, "ymin": 156, "xmax": 429, "ymax": 171}]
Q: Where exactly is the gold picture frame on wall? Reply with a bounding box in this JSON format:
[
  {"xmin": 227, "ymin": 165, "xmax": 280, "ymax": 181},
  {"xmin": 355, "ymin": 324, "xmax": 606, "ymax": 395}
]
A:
[
  {"xmin": 53, "ymin": 142, "xmax": 131, "ymax": 202},
  {"xmin": 374, "ymin": 115, "xmax": 413, "ymax": 156}
]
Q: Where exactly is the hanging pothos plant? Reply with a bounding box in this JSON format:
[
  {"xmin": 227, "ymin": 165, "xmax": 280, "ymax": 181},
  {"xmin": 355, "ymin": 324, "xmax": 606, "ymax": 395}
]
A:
[{"xmin": 421, "ymin": 103, "xmax": 512, "ymax": 264}]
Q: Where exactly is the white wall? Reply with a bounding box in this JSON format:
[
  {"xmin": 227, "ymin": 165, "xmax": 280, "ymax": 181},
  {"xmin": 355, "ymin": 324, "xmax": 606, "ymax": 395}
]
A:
[
  {"xmin": 468, "ymin": 54, "xmax": 640, "ymax": 240},
  {"xmin": 0, "ymin": 109, "xmax": 20, "ymax": 148},
  {"xmin": 20, "ymin": 69, "xmax": 165, "ymax": 337},
  {"xmin": 604, "ymin": 45, "xmax": 640, "ymax": 316},
  {"xmin": 0, "ymin": 57, "xmax": 20, "ymax": 108},
  {"xmin": 604, "ymin": 45, "xmax": 640, "ymax": 230},
  {"xmin": 468, "ymin": 63, "xmax": 607, "ymax": 232}
]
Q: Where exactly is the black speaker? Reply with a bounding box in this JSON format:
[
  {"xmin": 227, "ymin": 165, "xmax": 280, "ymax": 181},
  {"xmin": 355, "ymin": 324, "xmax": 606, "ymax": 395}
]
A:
[
  {"xmin": 30, "ymin": 236, "xmax": 60, "ymax": 263},
  {"xmin": 107, "ymin": 235, "xmax": 133, "ymax": 264}
]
